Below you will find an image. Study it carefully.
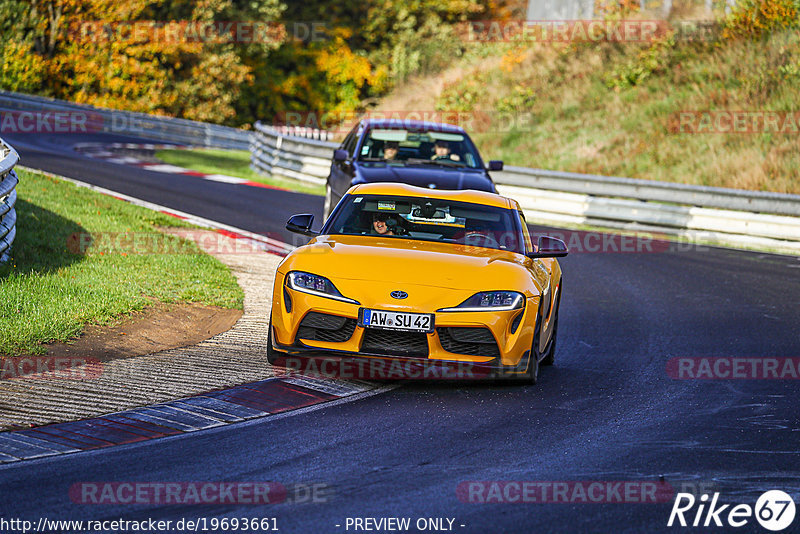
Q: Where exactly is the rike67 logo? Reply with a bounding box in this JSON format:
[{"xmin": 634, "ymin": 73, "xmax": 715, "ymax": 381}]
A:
[{"xmin": 668, "ymin": 490, "xmax": 796, "ymax": 531}]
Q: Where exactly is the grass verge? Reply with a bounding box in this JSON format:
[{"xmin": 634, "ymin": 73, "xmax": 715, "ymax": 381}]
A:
[
  {"xmin": 0, "ymin": 168, "xmax": 244, "ymax": 355},
  {"xmin": 155, "ymin": 147, "xmax": 325, "ymax": 196}
]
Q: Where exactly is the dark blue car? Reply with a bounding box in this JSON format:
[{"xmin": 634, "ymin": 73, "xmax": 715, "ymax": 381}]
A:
[{"xmin": 323, "ymin": 119, "xmax": 503, "ymax": 219}]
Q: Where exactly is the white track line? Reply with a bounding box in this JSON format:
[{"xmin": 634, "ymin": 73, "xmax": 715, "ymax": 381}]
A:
[{"xmin": 75, "ymin": 142, "xmax": 270, "ymax": 190}]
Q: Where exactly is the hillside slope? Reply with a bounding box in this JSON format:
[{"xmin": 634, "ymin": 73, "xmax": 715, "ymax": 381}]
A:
[{"xmin": 373, "ymin": 3, "xmax": 800, "ymax": 193}]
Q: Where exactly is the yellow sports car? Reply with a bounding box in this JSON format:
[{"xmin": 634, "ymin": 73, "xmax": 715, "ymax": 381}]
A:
[{"xmin": 268, "ymin": 183, "xmax": 567, "ymax": 383}]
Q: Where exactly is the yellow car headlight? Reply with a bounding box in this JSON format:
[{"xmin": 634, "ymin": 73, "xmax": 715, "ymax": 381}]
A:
[
  {"xmin": 438, "ymin": 291, "xmax": 524, "ymax": 312},
  {"xmin": 286, "ymin": 271, "xmax": 360, "ymax": 304}
]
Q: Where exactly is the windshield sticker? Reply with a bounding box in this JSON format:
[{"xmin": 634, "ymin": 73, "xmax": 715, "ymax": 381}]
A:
[{"xmin": 378, "ymin": 201, "xmax": 396, "ymax": 211}]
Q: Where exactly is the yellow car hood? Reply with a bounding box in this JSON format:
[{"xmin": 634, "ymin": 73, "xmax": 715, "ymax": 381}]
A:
[{"xmin": 278, "ymin": 234, "xmax": 538, "ymax": 293}]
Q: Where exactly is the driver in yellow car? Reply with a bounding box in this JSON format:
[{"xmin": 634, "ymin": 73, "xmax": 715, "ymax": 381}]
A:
[{"xmin": 372, "ymin": 213, "xmax": 394, "ymax": 235}]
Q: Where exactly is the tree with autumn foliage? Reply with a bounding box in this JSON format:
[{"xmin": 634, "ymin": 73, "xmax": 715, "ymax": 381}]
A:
[{"xmin": 0, "ymin": 0, "xmax": 517, "ymax": 127}]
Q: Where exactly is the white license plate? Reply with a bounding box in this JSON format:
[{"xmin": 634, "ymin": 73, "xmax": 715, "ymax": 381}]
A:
[{"xmin": 361, "ymin": 309, "xmax": 434, "ymax": 333}]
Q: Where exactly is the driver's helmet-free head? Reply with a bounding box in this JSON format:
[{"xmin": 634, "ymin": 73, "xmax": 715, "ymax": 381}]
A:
[
  {"xmin": 371, "ymin": 212, "xmax": 397, "ymax": 232},
  {"xmin": 383, "ymin": 141, "xmax": 399, "ymax": 157}
]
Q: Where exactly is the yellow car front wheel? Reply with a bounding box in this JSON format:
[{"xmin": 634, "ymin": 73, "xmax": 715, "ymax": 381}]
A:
[
  {"xmin": 541, "ymin": 286, "xmax": 561, "ymax": 367},
  {"xmin": 524, "ymin": 310, "xmax": 543, "ymax": 385},
  {"xmin": 266, "ymin": 320, "xmax": 281, "ymax": 365}
]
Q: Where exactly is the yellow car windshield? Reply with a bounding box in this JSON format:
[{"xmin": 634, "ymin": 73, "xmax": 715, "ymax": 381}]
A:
[{"xmin": 325, "ymin": 194, "xmax": 524, "ymax": 253}]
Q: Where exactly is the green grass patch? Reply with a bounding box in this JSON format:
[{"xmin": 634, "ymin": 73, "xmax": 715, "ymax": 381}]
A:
[
  {"xmin": 0, "ymin": 168, "xmax": 244, "ymax": 355},
  {"xmin": 155, "ymin": 148, "xmax": 325, "ymax": 196}
]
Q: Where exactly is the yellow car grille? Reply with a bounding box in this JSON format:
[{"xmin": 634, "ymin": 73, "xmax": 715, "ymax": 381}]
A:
[
  {"xmin": 437, "ymin": 327, "xmax": 500, "ymax": 358},
  {"xmin": 296, "ymin": 312, "xmax": 357, "ymax": 343},
  {"xmin": 361, "ymin": 329, "xmax": 429, "ymax": 358}
]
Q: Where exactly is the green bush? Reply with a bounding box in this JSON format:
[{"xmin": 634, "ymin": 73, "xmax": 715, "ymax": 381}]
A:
[
  {"xmin": 723, "ymin": 0, "xmax": 800, "ymax": 40},
  {"xmin": 435, "ymin": 75, "xmax": 487, "ymax": 112},
  {"xmin": 605, "ymin": 35, "xmax": 677, "ymax": 89},
  {"xmin": 496, "ymin": 85, "xmax": 536, "ymax": 113}
]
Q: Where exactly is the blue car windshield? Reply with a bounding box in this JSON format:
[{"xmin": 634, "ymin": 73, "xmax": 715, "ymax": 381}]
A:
[
  {"xmin": 325, "ymin": 194, "xmax": 524, "ymax": 254},
  {"xmin": 357, "ymin": 129, "xmax": 482, "ymax": 169}
]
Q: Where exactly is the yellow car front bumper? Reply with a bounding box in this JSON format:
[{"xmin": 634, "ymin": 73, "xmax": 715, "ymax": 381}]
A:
[{"xmin": 271, "ymin": 278, "xmax": 541, "ymax": 376}]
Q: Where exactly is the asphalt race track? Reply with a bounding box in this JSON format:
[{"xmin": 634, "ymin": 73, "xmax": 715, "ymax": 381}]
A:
[
  {"xmin": 2, "ymin": 131, "xmax": 800, "ymax": 533},
  {"xmin": 4, "ymin": 132, "xmax": 322, "ymax": 245}
]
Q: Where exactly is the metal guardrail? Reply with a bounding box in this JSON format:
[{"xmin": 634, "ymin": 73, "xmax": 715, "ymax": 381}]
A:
[
  {"xmin": 250, "ymin": 121, "xmax": 800, "ymax": 252},
  {"xmin": 251, "ymin": 121, "xmax": 335, "ymax": 185},
  {"xmin": 0, "ymin": 136, "xmax": 19, "ymax": 263},
  {"xmin": 0, "ymin": 90, "xmax": 250, "ymax": 150},
  {"xmin": 272, "ymin": 125, "xmax": 334, "ymax": 142},
  {"xmin": 495, "ymin": 166, "xmax": 800, "ymax": 217}
]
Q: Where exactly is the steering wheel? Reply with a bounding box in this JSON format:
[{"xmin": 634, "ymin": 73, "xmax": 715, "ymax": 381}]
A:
[{"xmin": 461, "ymin": 231, "xmax": 499, "ymax": 248}]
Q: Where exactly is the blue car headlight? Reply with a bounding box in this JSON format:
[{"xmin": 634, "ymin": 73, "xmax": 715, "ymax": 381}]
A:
[
  {"xmin": 438, "ymin": 291, "xmax": 525, "ymax": 312},
  {"xmin": 286, "ymin": 271, "xmax": 359, "ymax": 304}
]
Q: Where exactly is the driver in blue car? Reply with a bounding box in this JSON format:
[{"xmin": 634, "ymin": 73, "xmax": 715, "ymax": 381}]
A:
[
  {"xmin": 432, "ymin": 140, "xmax": 460, "ymax": 162},
  {"xmin": 383, "ymin": 141, "xmax": 399, "ymax": 161}
]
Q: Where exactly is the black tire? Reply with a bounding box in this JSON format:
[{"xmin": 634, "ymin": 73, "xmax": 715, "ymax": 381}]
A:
[
  {"xmin": 266, "ymin": 320, "xmax": 280, "ymax": 365},
  {"xmin": 541, "ymin": 283, "xmax": 562, "ymax": 366},
  {"xmin": 523, "ymin": 311, "xmax": 543, "ymax": 385}
]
